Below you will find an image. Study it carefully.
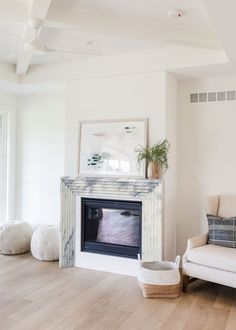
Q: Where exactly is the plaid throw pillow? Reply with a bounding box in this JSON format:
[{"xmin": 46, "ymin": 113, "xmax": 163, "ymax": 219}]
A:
[{"xmin": 207, "ymin": 214, "xmax": 236, "ymax": 248}]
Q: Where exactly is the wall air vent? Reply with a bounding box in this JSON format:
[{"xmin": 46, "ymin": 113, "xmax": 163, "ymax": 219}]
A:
[
  {"xmin": 190, "ymin": 90, "xmax": 236, "ymax": 103},
  {"xmin": 199, "ymin": 92, "xmax": 207, "ymax": 102}
]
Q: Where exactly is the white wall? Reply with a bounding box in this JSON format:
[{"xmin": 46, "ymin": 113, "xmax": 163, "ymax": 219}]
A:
[
  {"xmin": 15, "ymin": 92, "xmax": 65, "ymax": 226},
  {"xmin": 65, "ymin": 71, "xmax": 178, "ymax": 261},
  {"xmin": 65, "ymin": 72, "xmax": 166, "ymax": 176},
  {"xmin": 177, "ymin": 76, "xmax": 236, "ymax": 255},
  {"xmin": 0, "ymin": 91, "xmax": 16, "ymax": 108},
  {"xmin": 164, "ymin": 73, "xmax": 178, "ymax": 259}
]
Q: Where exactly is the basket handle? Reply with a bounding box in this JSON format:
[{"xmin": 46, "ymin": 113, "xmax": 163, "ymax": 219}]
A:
[
  {"xmin": 175, "ymin": 255, "xmax": 181, "ymax": 267},
  {"xmin": 137, "ymin": 253, "xmax": 142, "ymax": 268}
]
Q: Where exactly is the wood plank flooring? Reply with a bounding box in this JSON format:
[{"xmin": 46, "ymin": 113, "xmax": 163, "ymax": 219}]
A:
[{"xmin": 0, "ymin": 253, "xmax": 235, "ymax": 330}]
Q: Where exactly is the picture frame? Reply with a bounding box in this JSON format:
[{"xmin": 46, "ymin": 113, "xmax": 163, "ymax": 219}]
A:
[{"xmin": 78, "ymin": 118, "xmax": 147, "ymax": 177}]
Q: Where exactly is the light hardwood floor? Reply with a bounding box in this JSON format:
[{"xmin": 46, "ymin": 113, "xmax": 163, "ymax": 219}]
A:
[{"xmin": 0, "ymin": 253, "xmax": 235, "ymax": 330}]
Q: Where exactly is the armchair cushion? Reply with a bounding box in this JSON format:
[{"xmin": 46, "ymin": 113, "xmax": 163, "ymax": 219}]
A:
[
  {"xmin": 218, "ymin": 195, "xmax": 236, "ymax": 218},
  {"xmin": 186, "ymin": 244, "xmax": 236, "ymax": 273},
  {"xmin": 207, "ymin": 215, "xmax": 236, "ymax": 248},
  {"xmin": 206, "ymin": 195, "xmax": 236, "ymax": 218}
]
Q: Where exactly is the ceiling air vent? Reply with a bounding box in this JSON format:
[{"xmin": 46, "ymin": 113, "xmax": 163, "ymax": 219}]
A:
[{"xmin": 190, "ymin": 90, "xmax": 236, "ymax": 103}]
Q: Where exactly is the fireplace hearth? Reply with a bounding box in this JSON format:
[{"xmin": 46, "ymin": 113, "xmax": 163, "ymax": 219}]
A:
[{"xmin": 81, "ymin": 198, "xmax": 141, "ymax": 259}]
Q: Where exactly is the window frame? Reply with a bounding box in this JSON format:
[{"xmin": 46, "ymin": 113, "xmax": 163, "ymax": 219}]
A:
[{"xmin": 0, "ymin": 105, "xmax": 16, "ymax": 223}]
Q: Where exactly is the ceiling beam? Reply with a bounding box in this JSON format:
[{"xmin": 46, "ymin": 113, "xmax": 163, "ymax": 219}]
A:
[{"xmin": 202, "ymin": 0, "xmax": 235, "ymax": 62}]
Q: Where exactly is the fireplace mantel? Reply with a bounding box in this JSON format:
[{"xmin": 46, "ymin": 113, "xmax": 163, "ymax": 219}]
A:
[{"xmin": 60, "ymin": 176, "xmax": 162, "ymax": 269}]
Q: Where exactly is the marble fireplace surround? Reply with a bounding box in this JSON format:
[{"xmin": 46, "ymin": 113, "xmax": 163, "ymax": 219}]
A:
[{"xmin": 60, "ymin": 177, "xmax": 162, "ymax": 275}]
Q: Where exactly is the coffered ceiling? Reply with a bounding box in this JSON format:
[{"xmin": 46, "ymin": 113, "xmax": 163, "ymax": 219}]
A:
[{"xmin": 0, "ymin": 0, "xmax": 223, "ymax": 75}]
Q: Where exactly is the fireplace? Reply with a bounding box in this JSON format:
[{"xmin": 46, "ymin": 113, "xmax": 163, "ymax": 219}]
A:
[
  {"xmin": 60, "ymin": 177, "xmax": 162, "ymax": 273},
  {"xmin": 81, "ymin": 198, "xmax": 141, "ymax": 259}
]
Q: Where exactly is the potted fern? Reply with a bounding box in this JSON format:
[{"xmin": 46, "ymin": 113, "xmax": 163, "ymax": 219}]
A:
[{"xmin": 136, "ymin": 139, "xmax": 170, "ymax": 179}]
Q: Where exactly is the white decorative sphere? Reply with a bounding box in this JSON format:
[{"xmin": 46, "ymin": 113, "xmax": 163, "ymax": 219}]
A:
[
  {"xmin": 0, "ymin": 221, "xmax": 32, "ymax": 255},
  {"xmin": 31, "ymin": 225, "xmax": 59, "ymax": 261}
]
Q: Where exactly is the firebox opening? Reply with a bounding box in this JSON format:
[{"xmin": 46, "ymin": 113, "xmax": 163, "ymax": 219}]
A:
[{"xmin": 81, "ymin": 198, "xmax": 142, "ymax": 259}]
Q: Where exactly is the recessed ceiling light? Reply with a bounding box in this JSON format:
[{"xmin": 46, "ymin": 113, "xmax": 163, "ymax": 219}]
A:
[
  {"xmin": 87, "ymin": 40, "xmax": 100, "ymax": 46},
  {"xmin": 168, "ymin": 9, "xmax": 184, "ymax": 19}
]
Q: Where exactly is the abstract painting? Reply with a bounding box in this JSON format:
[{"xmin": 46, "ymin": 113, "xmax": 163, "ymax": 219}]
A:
[{"xmin": 78, "ymin": 119, "xmax": 147, "ymax": 177}]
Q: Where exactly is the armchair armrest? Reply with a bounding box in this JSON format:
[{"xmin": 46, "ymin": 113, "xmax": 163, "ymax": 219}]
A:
[
  {"xmin": 186, "ymin": 233, "xmax": 208, "ymax": 250},
  {"xmin": 183, "ymin": 233, "xmax": 208, "ymax": 265}
]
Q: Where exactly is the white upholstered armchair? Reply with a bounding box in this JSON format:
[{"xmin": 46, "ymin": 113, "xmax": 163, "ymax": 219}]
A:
[{"xmin": 182, "ymin": 195, "xmax": 236, "ymax": 291}]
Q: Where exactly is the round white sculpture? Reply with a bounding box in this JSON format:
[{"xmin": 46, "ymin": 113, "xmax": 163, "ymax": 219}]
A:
[
  {"xmin": 31, "ymin": 225, "xmax": 59, "ymax": 261},
  {"xmin": 0, "ymin": 221, "xmax": 32, "ymax": 255}
]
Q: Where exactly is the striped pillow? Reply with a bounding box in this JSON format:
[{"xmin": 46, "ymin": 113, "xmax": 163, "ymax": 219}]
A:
[{"xmin": 207, "ymin": 214, "xmax": 236, "ymax": 248}]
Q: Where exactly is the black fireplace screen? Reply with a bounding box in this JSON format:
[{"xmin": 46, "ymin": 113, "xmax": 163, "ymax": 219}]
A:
[{"xmin": 81, "ymin": 198, "xmax": 141, "ymax": 259}]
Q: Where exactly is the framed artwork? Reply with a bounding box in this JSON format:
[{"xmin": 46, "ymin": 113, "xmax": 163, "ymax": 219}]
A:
[{"xmin": 78, "ymin": 118, "xmax": 147, "ymax": 177}]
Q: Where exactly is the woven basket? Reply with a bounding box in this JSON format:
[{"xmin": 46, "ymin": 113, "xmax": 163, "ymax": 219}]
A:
[{"xmin": 137, "ymin": 256, "xmax": 181, "ymax": 298}]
